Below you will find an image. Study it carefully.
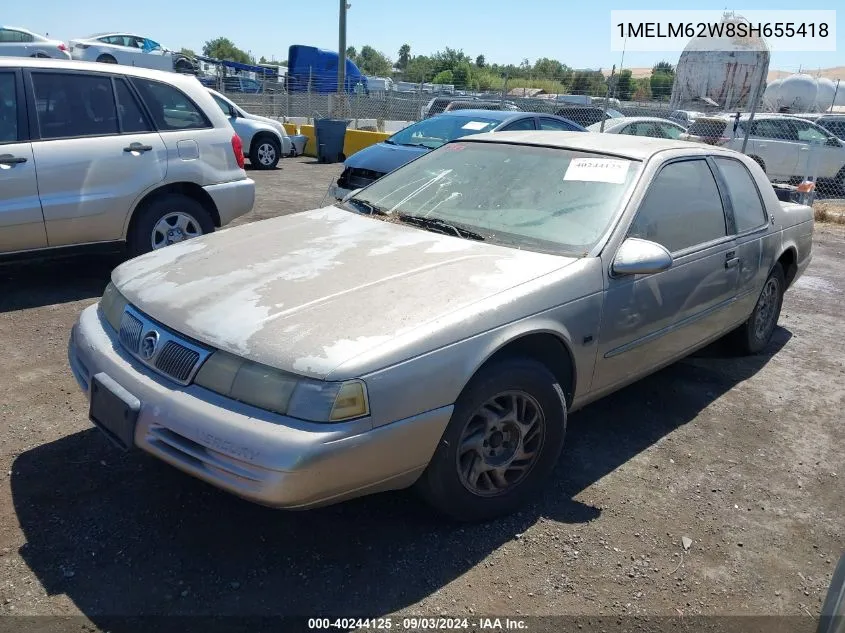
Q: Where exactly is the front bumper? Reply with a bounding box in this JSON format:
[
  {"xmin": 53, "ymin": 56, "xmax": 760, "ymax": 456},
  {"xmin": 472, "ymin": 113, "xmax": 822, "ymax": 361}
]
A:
[
  {"xmin": 203, "ymin": 178, "xmax": 255, "ymax": 227},
  {"xmin": 68, "ymin": 304, "xmax": 450, "ymax": 509}
]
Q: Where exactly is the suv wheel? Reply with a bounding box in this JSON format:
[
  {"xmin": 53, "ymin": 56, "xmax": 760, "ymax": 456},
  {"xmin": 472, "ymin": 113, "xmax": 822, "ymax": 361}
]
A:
[
  {"xmin": 250, "ymin": 136, "xmax": 281, "ymax": 170},
  {"xmin": 129, "ymin": 194, "xmax": 214, "ymax": 256}
]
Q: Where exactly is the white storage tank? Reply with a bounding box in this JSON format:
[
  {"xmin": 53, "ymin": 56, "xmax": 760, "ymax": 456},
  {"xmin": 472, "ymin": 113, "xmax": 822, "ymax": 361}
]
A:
[
  {"xmin": 815, "ymin": 78, "xmax": 836, "ymax": 111},
  {"xmin": 777, "ymin": 73, "xmax": 818, "ymax": 111},
  {"xmin": 763, "ymin": 78, "xmax": 783, "ymax": 109},
  {"xmin": 670, "ymin": 12, "xmax": 770, "ymax": 111}
]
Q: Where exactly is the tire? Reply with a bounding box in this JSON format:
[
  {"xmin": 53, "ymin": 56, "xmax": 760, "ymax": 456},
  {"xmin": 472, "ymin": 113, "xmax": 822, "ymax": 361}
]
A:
[
  {"xmin": 415, "ymin": 358, "xmax": 567, "ymax": 522},
  {"xmin": 836, "ymin": 166, "xmax": 845, "ymax": 195},
  {"xmin": 96, "ymin": 54, "xmax": 117, "ymax": 64},
  {"xmin": 249, "ymin": 135, "xmax": 281, "ymax": 170},
  {"xmin": 128, "ymin": 193, "xmax": 214, "ymax": 257},
  {"xmin": 732, "ymin": 262, "xmax": 785, "ymax": 355}
]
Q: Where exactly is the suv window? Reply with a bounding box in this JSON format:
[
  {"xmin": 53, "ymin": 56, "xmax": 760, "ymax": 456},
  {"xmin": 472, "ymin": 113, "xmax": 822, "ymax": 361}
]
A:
[
  {"xmin": 0, "ymin": 73, "xmax": 17, "ymax": 143},
  {"xmin": 501, "ymin": 117, "xmax": 535, "ymax": 131},
  {"xmin": 628, "ymin": 159, "xmax": 726, "ymax": 253},
  {"xmin": 790, "ymin": 119, "xmax": 830, "ymax": 143},
  {"xmin": 130, "ymin": 78, "xmax": 210, "ymax": 131},
  {"xmin": 714, "ymin": 157, "xmax": 767, "ymax": 233},
  {"xmin": 31, "ymin": 72, "xmax": 118, "ymax": 140},
  {"xmin": 0, "ymin": 29, "xmax": 33, "ymax": 43},
  {"xmin": 539, "ymin": 117, "xmax": 578, "ymax": 131},
  {"xmin": 212, "ymin": 94, "xmax": 234, "ymax": 116},
  {"xmin": 749, "ymin": 119, "xmax": 798, "ymax": 141},
  {"xmin": 114, "ymin": 78, "xmax": 152, "ymax": 133}
]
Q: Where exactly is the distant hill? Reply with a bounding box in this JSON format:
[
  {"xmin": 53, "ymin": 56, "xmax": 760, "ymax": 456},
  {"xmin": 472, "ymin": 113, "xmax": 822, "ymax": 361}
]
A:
[{"xmin": 600, "ymin": 66, "xmax": 845, "ymax": 83}]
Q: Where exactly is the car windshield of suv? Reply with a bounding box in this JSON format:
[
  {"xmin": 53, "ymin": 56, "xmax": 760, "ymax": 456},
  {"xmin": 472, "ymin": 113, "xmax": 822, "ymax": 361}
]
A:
[
  {"xmin": 387, "ymin": 115, "xmax": 500, "ymax": 150},
  {"xmin": 344, "ymin": 142, "xmax": 641, "ymax": 256}
]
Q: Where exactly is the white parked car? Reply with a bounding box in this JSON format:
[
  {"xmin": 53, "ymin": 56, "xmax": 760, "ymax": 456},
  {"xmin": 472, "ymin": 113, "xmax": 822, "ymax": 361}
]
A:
[
  {"xmin": 0, "ymin": 58, "xmax": 254, "ymax": 259},
  {"xmin": 207, "ymin": 88, "xmax": 292, "ymax": 169},
  {"xmin": 587, "ymin": 117, "xmax": 687, "ymax": 139},
  {"xmin": 0, "ymin": 26, "xmax": 70, "ymax": 59},
  {"xmin": 69, "ymin": 33, "xmax": 195, "ymax": 74},
  {"xmin": 682, "ymin": 114, "xmax": 845, "ymax": 191}
]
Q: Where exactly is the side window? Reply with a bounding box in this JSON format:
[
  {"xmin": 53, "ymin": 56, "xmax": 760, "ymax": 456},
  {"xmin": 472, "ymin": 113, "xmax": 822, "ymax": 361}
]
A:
[
  {"xmin": 539, "ymin": 117, "xmax": 577, "ymax": 131},
  {"xmin": 714, "ymin": 158, "xmax": 768, "ymax": 233},
  {"xmin": 660, "ymin": 124, "xmax": 684, "ymax": 140},
  {"xmin": 212, "ymin": 95, "xmax": 233, "ymax": 116},
  {"xmin": 0, "ymin": 72, "xmax": 18, "ymax": 143},
  {"xmin": 628, "ymin": 160, "xmax": 727, "ymax": 253},
  {"xmin": 822, "ymin": 121, "xmax": 845, "ymax": 139},
  {"xmin": 31, "ymin": 72, "xmax": 118, "ymax": 140},
  {"xmin": 130, "ymin": 78, "xmax": 210, "ymax": 131},
  {"xmin": 792, "ymin": 120, "xmax": 829, "ymax": 143},
  {"xmin": 0, "ymin": 29, "xmax": 32, "ymax": 43},
  {"xmin": 114, "ymin": 79, "xmax": 152, "ymax": 133},
  {"xmin": 501, "ymin": 118, "xmax": 535, "ymax": 131}
]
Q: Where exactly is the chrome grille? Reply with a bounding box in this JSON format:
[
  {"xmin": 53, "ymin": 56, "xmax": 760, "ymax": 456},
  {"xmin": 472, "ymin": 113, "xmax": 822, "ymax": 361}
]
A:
[
  {"xmin": 115, "ymin": 305, "xmax": 212, "ymax": 386},
  {"xmin": 154, "ymin": 341, "xmax": 201, "ymax": 383},
  {"xmin": 118, "ymin": 312, "xmax": 143, "ymax": 353}
]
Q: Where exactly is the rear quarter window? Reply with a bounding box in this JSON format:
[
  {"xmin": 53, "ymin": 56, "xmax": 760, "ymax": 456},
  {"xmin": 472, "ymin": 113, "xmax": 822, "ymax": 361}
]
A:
[
  {"xmin": 714, "ymin": 157, "xmax": 768, "ymax": 233},
  {"xmin": 130, "ymin": 78, "xmax": 211, "ymax": 131}
]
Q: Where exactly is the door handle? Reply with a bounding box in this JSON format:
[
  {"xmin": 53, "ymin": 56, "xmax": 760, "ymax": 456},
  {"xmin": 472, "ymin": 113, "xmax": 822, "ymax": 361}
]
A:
[
  {"xmin": 0, "ymin": 154, "xmax": 27, "ymax": 165},
  {"xmin": 725, "ymin": 257, "xmax": 740, "ymax": 269},
  {"xmin": 758, "ymin": 143, "xmax": 767, "ymax": 148},
  {"xmin": 800, "ymin": 146, "xmax": 810, "ymax": 152},
  {"xmin": 123, "ymin": 143, "xmax": 153, "ymax": 153}
]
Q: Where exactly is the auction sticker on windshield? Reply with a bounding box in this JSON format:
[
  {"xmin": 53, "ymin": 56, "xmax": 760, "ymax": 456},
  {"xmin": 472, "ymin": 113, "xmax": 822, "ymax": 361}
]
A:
[
  {"xmin": 462, "ymin": 121, "xmax": 491, "ymax": 130},
  {"xmin": 564, "ymin": 157, "xmax": 630, "ymax": 184}
]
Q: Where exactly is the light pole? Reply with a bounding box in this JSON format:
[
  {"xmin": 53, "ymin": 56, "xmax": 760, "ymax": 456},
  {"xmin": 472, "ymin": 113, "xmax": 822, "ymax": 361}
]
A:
[{"xmin": 338, "ymin": 0, "xmax": 349, "ymax": 93}]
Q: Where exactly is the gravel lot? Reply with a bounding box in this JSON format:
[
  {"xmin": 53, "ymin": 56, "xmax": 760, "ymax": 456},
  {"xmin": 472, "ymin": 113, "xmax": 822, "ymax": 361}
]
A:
[{"xmin": 0, "ymin": 158, "xmax": 842, "ymax": 629}]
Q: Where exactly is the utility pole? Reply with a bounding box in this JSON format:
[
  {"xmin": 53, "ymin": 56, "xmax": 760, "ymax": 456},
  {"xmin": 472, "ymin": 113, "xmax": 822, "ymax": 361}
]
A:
[{"xmin": 338, "ymin": 0, "xmax": 347, "ymax": 94}]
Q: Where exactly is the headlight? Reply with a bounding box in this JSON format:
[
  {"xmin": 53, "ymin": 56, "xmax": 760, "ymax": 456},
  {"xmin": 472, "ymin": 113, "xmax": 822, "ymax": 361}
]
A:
[
  {"xmin": 194, "ymin": 351, "xmax": 370, "ymax": 422},
  {"xmin": 100, "ymin": 282, "xmax": 128, "ymax": 331}
]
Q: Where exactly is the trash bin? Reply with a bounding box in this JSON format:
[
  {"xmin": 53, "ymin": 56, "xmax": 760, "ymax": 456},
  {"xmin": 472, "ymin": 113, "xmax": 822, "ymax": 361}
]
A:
[{"xmin": 315, "ymin": 118, "xmax": 349, "ymax": 164}]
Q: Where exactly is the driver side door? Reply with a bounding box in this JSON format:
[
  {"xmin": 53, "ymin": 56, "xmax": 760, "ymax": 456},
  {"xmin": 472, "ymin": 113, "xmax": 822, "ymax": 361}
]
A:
[{"xmin": 593, "ymin": 158, "xmax": 739, "ymax": 394}]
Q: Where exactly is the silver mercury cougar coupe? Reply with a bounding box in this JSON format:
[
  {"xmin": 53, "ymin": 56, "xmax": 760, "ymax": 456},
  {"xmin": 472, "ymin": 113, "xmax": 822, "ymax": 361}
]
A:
[{"xmin": 68, "ymin": 132, "xmax": 814, "ymax": 521}]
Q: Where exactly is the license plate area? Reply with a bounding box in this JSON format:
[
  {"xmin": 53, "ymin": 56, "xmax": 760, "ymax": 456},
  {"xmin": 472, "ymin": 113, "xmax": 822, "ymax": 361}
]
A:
[{"xmin": 89, "ymin": 373, "xmax": 140, "ymax": 452}]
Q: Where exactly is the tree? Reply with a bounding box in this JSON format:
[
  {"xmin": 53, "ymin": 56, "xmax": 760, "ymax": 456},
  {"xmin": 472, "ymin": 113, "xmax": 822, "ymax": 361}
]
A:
[
  {"xmin": 397, "ymin": 44, "xmax": 411, "ymax": 69},
  {"xmin": 179, "ymin": 47, "xmax": 196, "ymax": 58},
  {"xmin": 632, "ymin": 77, "xmax": 652, "ymax": 101},
  {"xmin": 451, "ymin": 62, "xmax": 473, "ymax": 89},
  {"xmin": 475, "ymin": 54, "xmax": 485, "ymax": 68},
  {"xmin": 346, "ymin": 46, "xmax": 357, "ymax": 62},
  {"xmin": 202, "ymin": 37, "xmax": 251, "ymax": 64},
  {"xmin": 652, "ymin": 61, "xmax": 675, "ymax": 75},
  {"xmin": 259, "ymin": 55, "xmax": 268, "ymax": 64},
  {"xmin": 356, "ymin": 45, "xmax": 392, "ymax": 76},
  {"xmin": 432, "ymin": 70, "xmax": 454, "ymax": 84},
  {"xmin": 615, "ymin": 69, "xmax": 633, "ymax": 101},
  {"xmin": 404, "ymin": 55, "xmax": 433, "ymax": 82},
  {"xmin": 431, "ymin": 47, "xmax": 471, "ymax": 74}
]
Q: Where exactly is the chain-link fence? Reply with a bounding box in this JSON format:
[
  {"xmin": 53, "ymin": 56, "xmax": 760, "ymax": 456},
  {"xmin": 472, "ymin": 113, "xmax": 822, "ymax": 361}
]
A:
[{"xmin": 205, "ymin": 65, "xmax": 845, "ymax": 201}]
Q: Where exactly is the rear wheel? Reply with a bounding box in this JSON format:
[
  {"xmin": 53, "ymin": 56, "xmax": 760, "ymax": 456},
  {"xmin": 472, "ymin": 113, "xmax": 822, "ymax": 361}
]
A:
[
  {"xmin": 96, "ymin": 54, "xmax": 117, "ymax": 64},
  {"xmin": 731, "ymin": 262, "xmax": 785, "ymax": 355},
  {"xmin": 129, "ymin": 193, "xmax": 214, "ymax": 257},
  {"xmin": 249, "ymin": 135, "xmax": 281, "ymax": 170},
  {"xmin": 416, "ymin": 358, "xmax": 567, "ymax": 522}
]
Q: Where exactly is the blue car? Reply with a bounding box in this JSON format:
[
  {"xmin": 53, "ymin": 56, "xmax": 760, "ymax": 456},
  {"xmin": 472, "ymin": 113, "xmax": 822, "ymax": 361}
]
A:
[{"xmin": 332, "ymin": 109, "xmax": 586, "ymax": 199}]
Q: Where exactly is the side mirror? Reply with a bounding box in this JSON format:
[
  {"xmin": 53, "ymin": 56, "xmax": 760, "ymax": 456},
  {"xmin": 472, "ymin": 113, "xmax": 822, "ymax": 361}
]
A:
[
  {"xmin": 612, "ymin": 238, "xmax": 673, "ymax": 276},
  {"xmin": 818, "ymin": 553, "xmax": 845, "ymax": 633},
  {"xmin": 341, "ymin": 188, "xmax": 363, "ymax": 202},
  {"xmin": 229, "ymin": 107, "xmax": 238, "ymax": 118}
]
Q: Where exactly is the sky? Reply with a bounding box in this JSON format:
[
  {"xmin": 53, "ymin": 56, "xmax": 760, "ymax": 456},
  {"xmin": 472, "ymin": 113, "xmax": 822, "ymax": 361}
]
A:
[{"xmin": 5, "ymin": 0, "xmax": 843, "ymax": 74}]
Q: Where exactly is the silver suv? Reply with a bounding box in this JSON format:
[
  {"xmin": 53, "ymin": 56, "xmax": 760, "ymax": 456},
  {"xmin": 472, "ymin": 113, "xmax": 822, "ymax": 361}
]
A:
[
  {"xmin": 207, "ymin": 88, "xmax": 292, "ymax": 169},
  {"xmin": 0, "ymin": 58, "xmax": 255, "ymax": 258}
]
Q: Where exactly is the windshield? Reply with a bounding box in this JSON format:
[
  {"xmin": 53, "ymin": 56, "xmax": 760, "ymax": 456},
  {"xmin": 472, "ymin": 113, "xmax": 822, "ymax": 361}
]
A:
[
  {"xmin": 345, "ymin": 142, "xmax": 641, "ymax": 255},
  {"xmin": 387, "ymin": 115, "xmax": 500, "ymax": 150}
]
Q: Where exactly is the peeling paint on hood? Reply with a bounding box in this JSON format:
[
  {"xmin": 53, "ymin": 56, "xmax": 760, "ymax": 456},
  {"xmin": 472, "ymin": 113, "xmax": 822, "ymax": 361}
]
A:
[{"xmin": 112, "ymin": 206, "xmax": 575, "ymax": 379}]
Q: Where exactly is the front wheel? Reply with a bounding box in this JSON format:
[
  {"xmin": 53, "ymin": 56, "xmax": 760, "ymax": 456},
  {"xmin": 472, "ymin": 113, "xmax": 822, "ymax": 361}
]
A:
[
  {"xmin": 96, "ymin": 54, "xmax": 117, "ymax": 64},
  {"xmin": 732, "ymin": 262, "xmax": 785, "ymax": 355},
  {"xmin": 129, "ymin": 193, "xmax": 214, "ymax": 257},
  {"xmin": 416, "ymin": 358, "xmax": 567, "ymax": 522}
]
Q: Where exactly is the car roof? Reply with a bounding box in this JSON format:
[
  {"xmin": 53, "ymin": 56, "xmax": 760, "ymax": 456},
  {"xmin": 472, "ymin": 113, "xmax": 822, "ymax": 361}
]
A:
[
  {"xmin": 464, "ymin": 130, "xmax": 728, "ymax": 160},
  {"xmin": 1, "ymin": 26, "xmax": 39, "ymax": 35},
  {"xmin": 587, "ymin": 117, "xmax": 685, "ymax": 132},
  {"xmin": 438, "ymin": 109, "xmax": 524, "ymax": 122},
  {"xmin": 0, "ymin": 58, "xmax": 201, "ymax": 88}
]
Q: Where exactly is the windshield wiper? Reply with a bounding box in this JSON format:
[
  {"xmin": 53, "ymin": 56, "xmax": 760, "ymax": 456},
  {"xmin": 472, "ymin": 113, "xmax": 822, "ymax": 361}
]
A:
[
  {"xmin": 382, "ymin": 139, "xmax": 396, "ymax": 145},
  {"xmin": 396, "ymin": 214, "xmax": 485, "ymax": 241},
  {"xmin": 343, "ymin": 198, "xmax": 387, "ymax": 216}
]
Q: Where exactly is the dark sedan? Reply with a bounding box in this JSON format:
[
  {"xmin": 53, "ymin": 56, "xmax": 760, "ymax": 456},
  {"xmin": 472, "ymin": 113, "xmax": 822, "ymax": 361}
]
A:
[{"xmin": 332, "ymin": 109, "xmax": 586, "ymax": 199}]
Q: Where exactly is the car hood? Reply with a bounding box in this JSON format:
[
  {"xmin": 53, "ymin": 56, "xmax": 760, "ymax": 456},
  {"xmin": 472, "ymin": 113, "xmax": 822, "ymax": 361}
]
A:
[
  {"xmin": 344, "ymin": 142, "xmax": 429, "ymax": 174},
  {"xmin": 112, "ymin": 206, "xmax": 575, "ymax": 380},
  {"xmin": 244, "ymin": 112, "xmax": 287, "ymax": 134}
]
